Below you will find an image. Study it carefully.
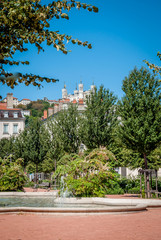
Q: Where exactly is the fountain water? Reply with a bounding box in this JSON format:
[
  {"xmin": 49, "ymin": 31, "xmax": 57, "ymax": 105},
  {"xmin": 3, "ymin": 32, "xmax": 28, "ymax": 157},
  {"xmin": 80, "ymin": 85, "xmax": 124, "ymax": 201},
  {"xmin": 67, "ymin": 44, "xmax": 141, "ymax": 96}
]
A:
[{"xmin": 59, "ymin": 176, "xmax": 73, "ymax": 206}]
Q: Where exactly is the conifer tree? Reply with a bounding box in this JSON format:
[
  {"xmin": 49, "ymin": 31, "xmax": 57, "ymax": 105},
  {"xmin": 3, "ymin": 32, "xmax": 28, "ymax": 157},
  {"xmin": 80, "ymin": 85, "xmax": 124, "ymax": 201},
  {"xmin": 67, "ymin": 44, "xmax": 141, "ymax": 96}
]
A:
[
  {"xmin": 0, "ymin": 137, "xmax": 15, "ymax": 159},
  {"xmin": 16, "ymin": 117, "xmax": 49, "ymax": 182},
  {"xmin": 118, "ymin": 67, "xmax": 161, "ymax": 197},
  {"xmin": 118, "ymin": 67, "xmax": 161, "ymax": 168},
  {"xmin": 47, "ymin": 104, "xmax": 81, "ymax": 155},
  {"xmin": 81, "ymin": 85, "xmax": 117, "ymax": 150}
]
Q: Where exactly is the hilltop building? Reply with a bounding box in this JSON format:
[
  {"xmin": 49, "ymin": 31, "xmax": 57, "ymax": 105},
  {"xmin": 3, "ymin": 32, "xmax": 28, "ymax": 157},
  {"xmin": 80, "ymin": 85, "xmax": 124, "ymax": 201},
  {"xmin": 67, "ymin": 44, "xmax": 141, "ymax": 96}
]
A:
[
  {"xmin": 3, "ymin": 96, "xmax": 31, "ymax": 106},
  {"xmin": 19, "ymin": 98, "xmax": 31, "ymax": 106},
  {"xmin": 43, "ymin": 82, "xmax": 95, "ymax": 119},
  {"xmin": 62, "ymin": 81, "xmax": 95, "ymax": 102}
]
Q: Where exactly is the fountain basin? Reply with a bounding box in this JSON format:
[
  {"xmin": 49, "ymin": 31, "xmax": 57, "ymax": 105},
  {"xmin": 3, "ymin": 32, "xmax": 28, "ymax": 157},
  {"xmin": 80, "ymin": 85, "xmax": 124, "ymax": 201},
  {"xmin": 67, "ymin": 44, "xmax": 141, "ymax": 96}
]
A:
[{"xmin": 0, "ymin": 192, "xmax": 161, "ymax": 214}]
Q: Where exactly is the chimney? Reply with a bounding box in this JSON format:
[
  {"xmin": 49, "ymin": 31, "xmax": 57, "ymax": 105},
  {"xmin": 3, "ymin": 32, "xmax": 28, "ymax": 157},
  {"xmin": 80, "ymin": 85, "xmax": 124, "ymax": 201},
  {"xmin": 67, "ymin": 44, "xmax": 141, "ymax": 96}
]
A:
[
  {"xmin": 7, "ymin": 93, "xmax": 13, "ymax": 109},
  {"xmin": 43, "ymin": 110, "xmax": 48, "ymax": 119}
]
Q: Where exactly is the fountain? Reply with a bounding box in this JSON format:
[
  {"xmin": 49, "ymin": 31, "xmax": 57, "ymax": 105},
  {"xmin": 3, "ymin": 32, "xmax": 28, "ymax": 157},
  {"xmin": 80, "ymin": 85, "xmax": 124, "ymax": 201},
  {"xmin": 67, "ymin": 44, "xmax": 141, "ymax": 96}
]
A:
[
  {"xmin": 1, "ymin": 190, "xmax": 161, "ymax": 214},
  {"xmin": 0, "ymin": 176, "xmax": 161, "ymax": 214}
]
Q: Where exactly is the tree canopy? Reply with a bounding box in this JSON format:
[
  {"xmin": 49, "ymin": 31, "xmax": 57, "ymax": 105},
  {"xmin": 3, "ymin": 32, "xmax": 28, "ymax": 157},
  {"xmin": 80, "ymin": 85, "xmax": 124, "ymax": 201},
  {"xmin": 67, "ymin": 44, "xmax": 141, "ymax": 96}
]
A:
[
  {"xmin": 118, "ymin": 67, "xmax": 161, "ymax": 169},
  {"xmin": 47, "ymin": 104, "xmax": 81, "ymax": 154},
  {"xmin": 80, "ymin": 85, "xmax": 117, "ymax": 150},
  {"xmin": 0, "ymin": 0, "xmax": 98, "ymax": 90},
  {"xmin": 144, "ymin": 52, "xmax": 161, "ymax": 77}
]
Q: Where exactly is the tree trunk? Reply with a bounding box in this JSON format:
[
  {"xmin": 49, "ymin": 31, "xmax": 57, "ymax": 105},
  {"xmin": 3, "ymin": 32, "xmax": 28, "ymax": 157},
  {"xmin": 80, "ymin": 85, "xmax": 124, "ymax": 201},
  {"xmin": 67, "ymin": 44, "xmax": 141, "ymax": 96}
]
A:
[
  {"xmin": 143, "ymin": 153, "xmax": 150, "ymax": 198},
  {"xmin": 54, "ymin": 159, "xmax": 57, "ymax": 189}
]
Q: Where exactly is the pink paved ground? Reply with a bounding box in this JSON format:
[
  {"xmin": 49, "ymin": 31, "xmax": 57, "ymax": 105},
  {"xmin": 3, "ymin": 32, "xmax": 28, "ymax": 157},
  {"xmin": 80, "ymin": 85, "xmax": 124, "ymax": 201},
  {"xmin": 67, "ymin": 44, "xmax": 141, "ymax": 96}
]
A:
[{"xmin": 0, "ymin": 209, "xmax": 161, "ymax": 240}]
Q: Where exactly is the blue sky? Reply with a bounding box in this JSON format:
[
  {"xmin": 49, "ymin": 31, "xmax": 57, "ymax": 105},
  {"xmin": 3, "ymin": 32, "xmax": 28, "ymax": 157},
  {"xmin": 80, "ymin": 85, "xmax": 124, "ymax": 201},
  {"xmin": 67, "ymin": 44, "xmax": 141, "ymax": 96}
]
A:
[{"xmin": 1, "ymin": 0, "xmax": 161, "ymax": 101}]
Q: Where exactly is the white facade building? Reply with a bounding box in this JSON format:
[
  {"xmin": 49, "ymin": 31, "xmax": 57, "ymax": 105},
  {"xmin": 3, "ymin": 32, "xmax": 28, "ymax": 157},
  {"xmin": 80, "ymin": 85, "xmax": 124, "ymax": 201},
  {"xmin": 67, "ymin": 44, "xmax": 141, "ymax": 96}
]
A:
[
  {"xmin": 0, "ymin": 94, "xmax": 25, "ymax": 139},
  {"xmin": 62, "ymin": 82, "xmax": 95, "ymax": 105},
  {"xmin": 19, "ymin": 98, "xmax": 31, "ymax": 106}
]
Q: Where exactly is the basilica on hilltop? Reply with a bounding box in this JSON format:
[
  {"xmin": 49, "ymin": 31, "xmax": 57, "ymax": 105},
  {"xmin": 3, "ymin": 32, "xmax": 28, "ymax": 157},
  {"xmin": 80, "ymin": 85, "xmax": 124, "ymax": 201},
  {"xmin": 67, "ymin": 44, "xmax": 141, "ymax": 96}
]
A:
[{"xmin": 43, "ymin": 82, "xmax": 96, "ymax": 117}]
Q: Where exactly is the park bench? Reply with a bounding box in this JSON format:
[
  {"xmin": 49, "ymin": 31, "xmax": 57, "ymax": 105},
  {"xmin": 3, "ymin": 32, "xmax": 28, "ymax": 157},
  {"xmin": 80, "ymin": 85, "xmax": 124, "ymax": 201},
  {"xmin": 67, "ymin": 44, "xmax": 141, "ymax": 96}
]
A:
[
  {"xmin": 32, "ymin": 182, "xmax": 51, "ymax": 191},
  {"xmin": 39, "ymin": 182, "xmax": 51, "ymax": 189}
]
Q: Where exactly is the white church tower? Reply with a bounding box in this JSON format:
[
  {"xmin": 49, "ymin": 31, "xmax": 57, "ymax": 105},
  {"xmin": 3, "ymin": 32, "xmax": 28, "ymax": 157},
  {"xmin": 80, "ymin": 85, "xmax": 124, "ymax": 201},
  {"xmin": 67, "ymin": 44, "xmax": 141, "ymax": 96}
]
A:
[
  {"xmin": 62, "ymin": 83, "xmax": 68, "ymax": 99},
  {"xmin": 79, "ymin": 81, "xmax": 84, "ymax": 99},
  {"xmin": 90, "ymin": 83, "xmax": 96, "ymax": 94}
]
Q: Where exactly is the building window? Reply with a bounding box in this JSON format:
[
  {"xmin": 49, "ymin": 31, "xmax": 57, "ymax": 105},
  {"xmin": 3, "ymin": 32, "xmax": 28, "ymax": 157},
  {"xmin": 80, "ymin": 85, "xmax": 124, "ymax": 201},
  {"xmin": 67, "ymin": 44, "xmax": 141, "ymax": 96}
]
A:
[
  {"xmin": 3, "ymin": 124, "xmax": 9, "ymax": 134},
  {"xmin": 13, "ymin": 124, "xmax": 18, "ymax": 134},
  {"xmin": 14, "ymin": 112, "xmax": 18, "ymax": 118},
  {"xmin": 4, "ymin": 112, "xmax": 8, "ymax": 118}
]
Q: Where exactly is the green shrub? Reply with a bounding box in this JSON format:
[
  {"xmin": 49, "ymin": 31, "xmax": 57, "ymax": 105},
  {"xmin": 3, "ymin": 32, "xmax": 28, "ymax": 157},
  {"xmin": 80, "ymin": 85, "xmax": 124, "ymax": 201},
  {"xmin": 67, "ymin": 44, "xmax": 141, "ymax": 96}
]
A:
[
  {"xmin": 118, "ymin": 177, "xmax": 140, "ymax": 193},
  {"xmin": 128, "ymin": 187, "xmax": 140, "ymax": 194},
  {"xmin": 0, "ymin": 157, "xmax": 27, "ymax": 191},
  {"xmin": 151, "ymin": 178, "xmax": 161, "ymax": 192},
  {"xmin": 105, "ymin": 188, "xmax": 124, "ymax": 195},
  {"xmin": 24, "ymin": 181, "xmax": 35, "ymax": 188}
]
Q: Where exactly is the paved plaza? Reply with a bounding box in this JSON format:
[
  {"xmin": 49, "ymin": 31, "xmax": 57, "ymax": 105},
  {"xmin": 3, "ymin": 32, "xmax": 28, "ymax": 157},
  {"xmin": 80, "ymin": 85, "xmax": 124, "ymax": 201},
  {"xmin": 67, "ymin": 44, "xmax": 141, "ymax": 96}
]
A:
[{"xmin": 0, "ymin": 208, "xmax": 161, "ymax": 240}]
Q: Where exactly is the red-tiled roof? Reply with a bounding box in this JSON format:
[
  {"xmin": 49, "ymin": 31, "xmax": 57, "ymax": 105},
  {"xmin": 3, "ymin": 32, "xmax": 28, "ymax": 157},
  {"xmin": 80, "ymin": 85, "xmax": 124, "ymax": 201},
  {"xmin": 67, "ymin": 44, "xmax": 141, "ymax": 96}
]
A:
[
  {"xmin": 79, "ymin": 99, "xmax": 84, "ymax": 104},
  {"xmin": 59, "ymin": 99, "xmax": 70, "ymax": 103},
  {"xmin": 21, "ymin": 98, "xmax": 31, "ymax": 101},
  {"xmin": 0, "ymin": 103, "xmax": 21, "ymax": 110},
  {"xmin": 0, "ymin": 103, "xmax": 7, "ymax": 109}
]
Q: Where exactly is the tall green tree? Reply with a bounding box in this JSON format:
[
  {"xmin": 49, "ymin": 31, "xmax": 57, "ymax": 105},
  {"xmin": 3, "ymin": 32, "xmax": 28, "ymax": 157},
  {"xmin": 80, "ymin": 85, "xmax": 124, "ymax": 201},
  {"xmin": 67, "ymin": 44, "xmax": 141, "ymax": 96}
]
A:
[
  {"xmin": 47, "ymin": 104, "xmax": 81, "ymax": 155},
  {"xmin": 118, "ymin": 67, "xmax": 161, "ymax": 170},
  {"xmin": 15, "ymin": 118, "xmax": 49, "ymax": 181},
  {"xmin": 0, "ymin": 0, "xmax": 98, "ymax": 91},
  {"xmin": 81, "ymin": 85, "xmax": 117, "ymax": 150}
]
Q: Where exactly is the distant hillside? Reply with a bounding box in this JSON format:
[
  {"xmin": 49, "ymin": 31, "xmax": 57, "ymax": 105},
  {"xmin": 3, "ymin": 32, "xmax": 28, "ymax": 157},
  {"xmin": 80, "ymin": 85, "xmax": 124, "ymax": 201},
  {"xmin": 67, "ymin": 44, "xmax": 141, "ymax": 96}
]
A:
[{"xmin": 17, "ymin": 100, "xmax": 50, "ymax": 117}]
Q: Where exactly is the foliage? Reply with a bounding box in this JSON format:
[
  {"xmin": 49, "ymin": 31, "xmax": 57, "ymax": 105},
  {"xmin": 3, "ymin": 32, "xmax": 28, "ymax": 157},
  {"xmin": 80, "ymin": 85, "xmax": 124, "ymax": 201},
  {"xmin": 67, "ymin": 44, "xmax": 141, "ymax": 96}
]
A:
[
  {"xmin": 25, "ymin": 161, "xmax": 37, "ymax": 174},
  {"xmin": 0, "ymin": 157, "xmax": 27, "ymax": 191},
  {"xmin": 151, "ymin": 178, "xmax": 161, "ymax": 192},
  {"xmin": 85, "ymin": 147, "xmax": 118, "ymax": 167},
  {"xmin": 41, "ymin": 152, "xmax": 55, "ymax": 173},
  {"xmin": 118, "ymin": 67, "xmax": 161, "ymax": 169},
  {"xmin": 118, "ymin": 176, "xmax": 161, "ymax": 195},
  {"xmin": 105, "ymin": 187, "xmax": 124, "ymax": 195},
  {"xmin": 47, "ymin": 104, "xmax": 81, "ymax": 155},
  {"xmin": 14, "ymin": 117, "xmax": 49, "ymax": 169},
  {"xmin": 27, "ymin": 100, "xmax": 50, "ymax": 117},
  {"xmin": 54, "ymin": 148, "xmax": 119, "ymax": 197},
  {"xmin": 144, "ymin": 52, "xmax": 161, "ymax": 76},
  {"xmin": 80, "ymin": 85, "xmax": 117, "ymax": 150},
  {"xmin": 24, "ymin": 180, "xmax": 35, "ymax": 188},
  {"xmin": 0, "ymin": 137, "xmax": 15, "ymax": 159},
  {"xmin": 16, "ymin": 103, "xmax": 27, "ymax": 110},
  {"xmin": 118, "ymin": 177, "xmax": 140, "ymax": 194},
  {"xmin": 0, "ymin": 0, "xmax": 98, "ymax": 91},
  {"xmin": 57, "ymin": 153, "xmax": 79, "ymax": 166}
]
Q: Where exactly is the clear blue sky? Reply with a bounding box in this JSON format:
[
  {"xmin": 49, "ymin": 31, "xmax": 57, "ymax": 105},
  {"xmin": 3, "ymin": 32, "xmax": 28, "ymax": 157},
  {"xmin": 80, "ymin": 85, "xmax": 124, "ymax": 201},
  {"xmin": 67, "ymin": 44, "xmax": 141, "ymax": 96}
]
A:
[{"xmin": 1, "ymin": 0, "xmax": 161, "ymax": 101}]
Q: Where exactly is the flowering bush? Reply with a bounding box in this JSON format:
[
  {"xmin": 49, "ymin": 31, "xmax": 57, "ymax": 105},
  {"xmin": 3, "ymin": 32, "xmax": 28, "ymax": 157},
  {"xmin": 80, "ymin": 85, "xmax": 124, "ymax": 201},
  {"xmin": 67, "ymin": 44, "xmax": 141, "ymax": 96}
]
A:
[{"xmin": 54, "ymin": 148, "xmax": 121, "ymax": 197}]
